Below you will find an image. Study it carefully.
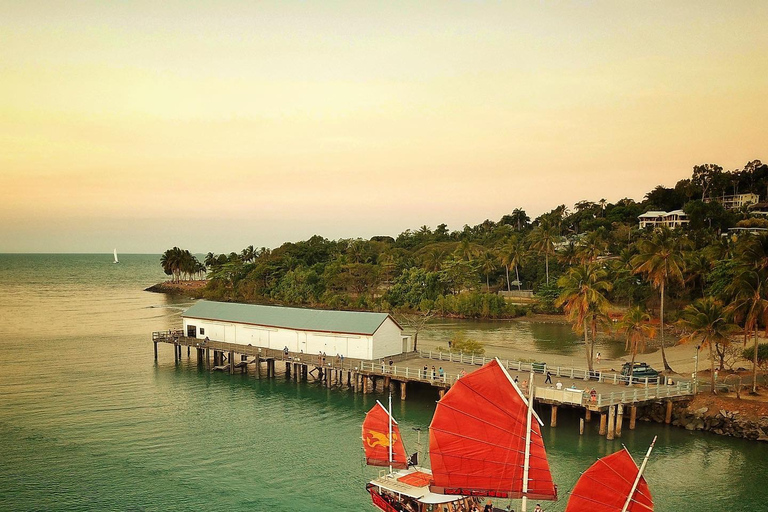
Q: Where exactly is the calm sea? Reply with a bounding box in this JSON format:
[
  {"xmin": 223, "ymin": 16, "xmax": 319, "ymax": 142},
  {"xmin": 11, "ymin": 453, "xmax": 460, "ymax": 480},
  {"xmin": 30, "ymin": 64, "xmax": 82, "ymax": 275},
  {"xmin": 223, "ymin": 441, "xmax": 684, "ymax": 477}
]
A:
[{"xmin": 0, "ymin": 254, "xmax": 766, "ymax": 511}]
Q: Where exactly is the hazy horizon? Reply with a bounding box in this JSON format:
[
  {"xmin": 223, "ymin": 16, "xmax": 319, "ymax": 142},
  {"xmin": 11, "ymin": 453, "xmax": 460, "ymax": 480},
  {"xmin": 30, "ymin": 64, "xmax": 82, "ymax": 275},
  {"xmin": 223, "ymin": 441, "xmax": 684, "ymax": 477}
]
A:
[{"xmin": 3, "ymin": 1, "xmax": 767, "ymax": 253}]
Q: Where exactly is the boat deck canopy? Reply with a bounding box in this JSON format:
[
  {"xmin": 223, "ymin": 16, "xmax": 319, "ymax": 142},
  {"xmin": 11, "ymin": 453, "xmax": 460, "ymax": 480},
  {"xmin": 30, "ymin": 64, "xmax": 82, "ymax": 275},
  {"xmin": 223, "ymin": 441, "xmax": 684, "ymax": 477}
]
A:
[{"xmin": 371, "ymin": 469, "xmax": 461, "ymax": 504}]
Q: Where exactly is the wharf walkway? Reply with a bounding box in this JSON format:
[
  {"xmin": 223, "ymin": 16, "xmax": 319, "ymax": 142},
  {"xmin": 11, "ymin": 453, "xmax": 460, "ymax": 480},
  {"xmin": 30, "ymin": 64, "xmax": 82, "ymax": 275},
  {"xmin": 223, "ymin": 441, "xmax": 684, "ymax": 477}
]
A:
[{"xmin": 153, "ymin": 330, "xmax": 693, "ymax": 439}]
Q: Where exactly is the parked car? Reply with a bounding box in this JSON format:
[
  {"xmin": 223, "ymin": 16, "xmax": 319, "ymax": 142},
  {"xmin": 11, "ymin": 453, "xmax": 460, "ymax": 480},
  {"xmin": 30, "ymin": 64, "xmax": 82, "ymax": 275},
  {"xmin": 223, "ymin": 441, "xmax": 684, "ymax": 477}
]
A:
[{"xmin": 621, "ymin": 362, "xmax": 661, "ymax": 383}]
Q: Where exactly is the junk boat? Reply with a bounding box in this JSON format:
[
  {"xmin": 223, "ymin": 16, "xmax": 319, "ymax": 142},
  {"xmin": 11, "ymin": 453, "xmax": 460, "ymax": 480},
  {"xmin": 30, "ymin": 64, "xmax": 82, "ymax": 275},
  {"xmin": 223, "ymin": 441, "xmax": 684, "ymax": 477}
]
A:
[
  {"xmin": 564, "ymin": 437, "xmax": 656, "ymax": 512},
  {"xmin": 363, "ymin": 358, "xmax": 557, "ymax": 511},
  {"xmin": 362, "ymin": 358, "xmax": 656, "ymax": 512}
]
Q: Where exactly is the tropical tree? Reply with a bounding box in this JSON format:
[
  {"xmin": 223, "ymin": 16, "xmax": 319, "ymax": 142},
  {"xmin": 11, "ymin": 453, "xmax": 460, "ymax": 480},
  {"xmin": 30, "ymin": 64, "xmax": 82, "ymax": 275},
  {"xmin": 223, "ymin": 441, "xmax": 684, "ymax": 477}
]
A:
[
  {"xmin": 631, "ymin": 227, "xmax": 687, "ymax": 372},
  {"xmin": 479, "ymin": 250, "xmax": 498, "ymax": 291},
  {"xmin": 499, "ymin": 236, "xmax": 526, "ymax": 291},
  {"xmin": 529, "ymin": 221, "xmax": 559, "ymax": 284},
  {"xmin": 616, "ymin": 307, "xmax": 657, "ymax": 385},
  {"xmin": 678, "ymin": 297, "xmax": 737, "ymax": 394},
  {"xmin": 556, "ymin": 264, "xmax": 612, "ymax": 371},
  {"xmin": 727, "ymin": 266, "xmax": 768, "ymax": 393}
]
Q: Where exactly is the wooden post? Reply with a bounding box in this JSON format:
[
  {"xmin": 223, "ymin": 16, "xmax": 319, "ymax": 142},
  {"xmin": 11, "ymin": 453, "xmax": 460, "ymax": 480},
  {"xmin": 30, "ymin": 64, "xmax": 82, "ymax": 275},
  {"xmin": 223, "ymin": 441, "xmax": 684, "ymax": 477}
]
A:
[
  {"xmin": 285, "ymin": 362, "xmax": 291, "ymax": 378},
  {"xmin": 384, "ymin": 376, "xmax": 391, "ymax": 389},
  {"xmin": 629, "ymin": 405, "xmax": 637, "ymax": 430},
  {"xmin": 439, "ymin": 389, "xmax": 445, "ymax": 399},
  {"xmin": 579, "ymin": 418, "xmax": 585, "ymax": 435},
  {"xmin": 599, "ymin": 412, "xmax": 607, "ymax": 436},
  {"xmin": 229, "ymin": 351, "xmax": 234, "ymax": 374},
  {"xmin": 585, "ymin": 409, "xmax": 592, "ymax": 422},
  {"xmin": 153, "ymin": 341, "xmax": 158, "ymax": 360},
  {"xmin": 607, "ymin": 405, "xmax": 616, "ymax": 440},
  {"xmin": 550, "ymin": 405, "xmax": 558, "ymax": 428},
  {"xmin": 616, "ymin": 404, "xmax": 624, "ymax": 437},
  {"xmin": 205, "ymin": 348, "xmax": 210, "ymax": 368},
  {"xmin": 187, "ymin": 346, "xmax": 190, "ymax": 357},
  {"xmin": 665, "ymin": 400, "xmax": 673, "ymax": 424},
  {"xmin": 400, "ymin": 381, "xmax": 407, "ymax": 400}
]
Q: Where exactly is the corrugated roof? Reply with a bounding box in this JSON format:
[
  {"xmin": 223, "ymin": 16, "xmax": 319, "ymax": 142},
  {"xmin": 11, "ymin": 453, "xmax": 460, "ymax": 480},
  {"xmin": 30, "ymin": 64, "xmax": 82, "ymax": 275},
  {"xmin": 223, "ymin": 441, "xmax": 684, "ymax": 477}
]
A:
[{"xmin": 182, "ymin": 300, "xmax": 398, "ymax": 336}]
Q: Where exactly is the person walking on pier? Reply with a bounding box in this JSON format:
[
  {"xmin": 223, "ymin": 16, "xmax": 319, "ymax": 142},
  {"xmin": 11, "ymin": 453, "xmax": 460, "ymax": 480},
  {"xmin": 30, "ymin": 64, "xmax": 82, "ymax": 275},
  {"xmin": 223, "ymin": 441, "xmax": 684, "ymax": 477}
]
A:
[
  {"xmin": 423, "ymin": 365, "xmax": 428, "ymax": 379},
  {"xmin": 545, "ymin": 371, "xmax": 552, "ymax": 384}
]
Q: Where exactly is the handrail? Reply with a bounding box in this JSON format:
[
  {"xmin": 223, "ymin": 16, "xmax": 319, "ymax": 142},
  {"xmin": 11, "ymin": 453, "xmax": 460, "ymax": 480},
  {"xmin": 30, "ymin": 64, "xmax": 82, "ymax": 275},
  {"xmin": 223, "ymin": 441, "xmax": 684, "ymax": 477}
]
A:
[{"xmin": 417, "ymin": 349, "xmax": 684, "ymax": 391}]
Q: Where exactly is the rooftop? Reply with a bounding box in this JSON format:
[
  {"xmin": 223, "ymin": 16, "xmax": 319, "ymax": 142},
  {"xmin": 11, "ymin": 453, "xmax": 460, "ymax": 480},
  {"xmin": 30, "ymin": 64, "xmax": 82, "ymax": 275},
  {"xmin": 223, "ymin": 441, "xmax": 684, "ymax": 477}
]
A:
[{"xmin": 182, "ymin": 300, "xmax": 397, "ymax": 336}]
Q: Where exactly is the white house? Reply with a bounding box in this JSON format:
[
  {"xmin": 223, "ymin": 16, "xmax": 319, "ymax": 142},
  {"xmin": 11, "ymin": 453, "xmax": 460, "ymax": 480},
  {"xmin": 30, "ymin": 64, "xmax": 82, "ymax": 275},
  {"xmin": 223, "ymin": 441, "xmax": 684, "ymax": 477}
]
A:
[
  {"xmin": 181, "ymin": 300, "xmax": 406, "ymax": 360},
  {"xmin": 638, "ymin": 210, "xmax": 689, "ymax": 229},
  {"xmin": 705, "ymin": 193, "xmax": 760, "ymax": 210}
]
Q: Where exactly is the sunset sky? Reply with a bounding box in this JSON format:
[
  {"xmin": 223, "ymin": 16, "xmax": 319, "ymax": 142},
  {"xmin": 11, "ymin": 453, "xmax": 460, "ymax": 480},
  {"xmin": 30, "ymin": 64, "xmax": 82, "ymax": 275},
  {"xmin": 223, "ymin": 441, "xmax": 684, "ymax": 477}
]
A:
[{"xmin": 2, "ymin": 1, "xmax": 766, "ymax": 253}]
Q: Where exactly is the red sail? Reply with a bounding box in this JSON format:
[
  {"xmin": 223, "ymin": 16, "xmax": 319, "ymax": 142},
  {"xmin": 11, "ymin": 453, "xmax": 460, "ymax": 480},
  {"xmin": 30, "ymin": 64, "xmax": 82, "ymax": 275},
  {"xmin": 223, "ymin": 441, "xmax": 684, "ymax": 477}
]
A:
[
  {"xmin": 362, "ymin": 401, "xmax": 408, "ymax": 469},
  {"xmin": 565, "ymin": 448, "xmax": 653, "ymax": 512},
  {"xmin": 428, "ymin": 359, "xmax": 557, "ymax": 500}
]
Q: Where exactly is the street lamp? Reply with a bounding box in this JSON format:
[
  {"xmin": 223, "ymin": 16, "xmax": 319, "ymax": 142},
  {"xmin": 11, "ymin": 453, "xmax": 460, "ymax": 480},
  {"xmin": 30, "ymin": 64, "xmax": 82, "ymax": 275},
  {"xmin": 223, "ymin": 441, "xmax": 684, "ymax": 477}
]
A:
[{"xmin": 693, "ymin": 345, "xmax": 700, "ymax": 394}]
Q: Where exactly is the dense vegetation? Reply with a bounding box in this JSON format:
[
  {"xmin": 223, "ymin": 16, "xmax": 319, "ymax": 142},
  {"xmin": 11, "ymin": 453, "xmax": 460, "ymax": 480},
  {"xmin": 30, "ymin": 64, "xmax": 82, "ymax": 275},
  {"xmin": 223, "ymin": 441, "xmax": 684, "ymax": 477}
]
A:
[{"xmin": 161, "ymin": 159, "xmax": 768, "ymax": 387}]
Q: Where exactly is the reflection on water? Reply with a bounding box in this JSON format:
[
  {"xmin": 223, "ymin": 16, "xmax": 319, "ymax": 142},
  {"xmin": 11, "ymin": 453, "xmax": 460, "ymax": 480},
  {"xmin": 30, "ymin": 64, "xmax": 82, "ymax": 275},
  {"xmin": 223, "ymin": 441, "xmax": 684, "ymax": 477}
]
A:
[{"xmin": 0, "ymin": 255, "xmax": 766, "ymax": 511}]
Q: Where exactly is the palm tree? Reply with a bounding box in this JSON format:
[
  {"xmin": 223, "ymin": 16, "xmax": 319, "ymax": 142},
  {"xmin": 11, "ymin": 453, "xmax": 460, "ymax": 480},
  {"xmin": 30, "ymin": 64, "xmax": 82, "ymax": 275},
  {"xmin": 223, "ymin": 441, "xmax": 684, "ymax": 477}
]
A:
[
  {"xmin": 556, "ymin": 264, "xmax": 612, "ymax": 371},
  {"xmin": 631, "ymin": 227, "xmax": 687, "ymax": 372},
  {"xmin": 678, "ymin": 297, "xmax": 737, "ymax": 394},
  {"xmin": 530, "ymin": 221, "xmax": 558, "ymax": 284},
  {"xmin": 616, "ymin": 307, "xmax": 657, "ymax": 385},
  {"xmin": 499, "ymin": 236, "xmax": 526, "ymax": 291},
  {"xmin": 577, "ymin": 229, "xmax": 608, "ymax": 264},
  {"xmin": 727, "ymin": 266, "xmax": 768, "ymax": 393},
  {"xmin": 511, "ymin": 208, "xmax": 530, "ymax": 231},
  {"xmin": 479, "ymin": 251, "xmax": 498, "ymax": 291},
  {"xmin": 240, "ymin": 245, "xmax": 255, "ymax": 263}
]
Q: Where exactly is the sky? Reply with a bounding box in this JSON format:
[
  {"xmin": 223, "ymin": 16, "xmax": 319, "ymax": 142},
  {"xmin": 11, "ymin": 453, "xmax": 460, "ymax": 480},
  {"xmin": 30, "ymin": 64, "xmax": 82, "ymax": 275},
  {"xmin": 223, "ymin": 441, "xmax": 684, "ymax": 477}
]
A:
[{"xmin": 1, "ymin": 1, "xmax": 767, "ymax": 253}]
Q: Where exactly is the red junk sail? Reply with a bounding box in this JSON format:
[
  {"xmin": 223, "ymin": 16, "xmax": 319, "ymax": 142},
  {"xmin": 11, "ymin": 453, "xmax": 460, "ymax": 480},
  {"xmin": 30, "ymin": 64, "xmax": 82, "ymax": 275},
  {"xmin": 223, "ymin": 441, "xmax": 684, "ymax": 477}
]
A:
[
  {"xmin": 362, "ymin": 401, "xmax": 408, "ymax": 469},
  {"xmin": 428, "ymin": 359, "xmax": 557, "ymax": 500},
  {"xmin": 565, "ymin": 448, "xmax": 654, "ymax": 512}
]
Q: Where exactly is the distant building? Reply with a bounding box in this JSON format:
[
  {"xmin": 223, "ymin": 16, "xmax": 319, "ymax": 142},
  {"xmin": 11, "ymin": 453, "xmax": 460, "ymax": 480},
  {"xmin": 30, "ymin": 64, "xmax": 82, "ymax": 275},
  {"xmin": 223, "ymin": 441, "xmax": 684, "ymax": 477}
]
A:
[
  {"xmin": 705, "ymin": 193, "xmax": 760, "ymax": 210},
  {"xmin": 748, "ymin": 202, "xmax": 768, "ymax": 217},
  {"xmin": 638, "ymin": 210, "xmax": 689, "ymax": 229},
  {"xmin": 182, "ymin": 300, "xmax": 407, "ymax": 360}
]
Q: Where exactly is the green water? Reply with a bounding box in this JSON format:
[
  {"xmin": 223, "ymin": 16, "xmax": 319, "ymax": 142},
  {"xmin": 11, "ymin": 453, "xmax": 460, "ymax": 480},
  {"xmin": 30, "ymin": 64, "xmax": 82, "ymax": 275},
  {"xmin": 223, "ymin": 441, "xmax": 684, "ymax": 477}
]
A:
[{"xmin": 0, "ymin": 254, "xmax": 766, "ymax": 511}]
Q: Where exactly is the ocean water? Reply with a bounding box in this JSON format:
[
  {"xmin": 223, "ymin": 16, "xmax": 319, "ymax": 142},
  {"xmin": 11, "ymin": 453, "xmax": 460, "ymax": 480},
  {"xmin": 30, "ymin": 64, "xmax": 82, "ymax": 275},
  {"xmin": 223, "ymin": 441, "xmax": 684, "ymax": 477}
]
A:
[{"xmin": 0, "ymin": 254, "xmax": 766, "ymax": 511}]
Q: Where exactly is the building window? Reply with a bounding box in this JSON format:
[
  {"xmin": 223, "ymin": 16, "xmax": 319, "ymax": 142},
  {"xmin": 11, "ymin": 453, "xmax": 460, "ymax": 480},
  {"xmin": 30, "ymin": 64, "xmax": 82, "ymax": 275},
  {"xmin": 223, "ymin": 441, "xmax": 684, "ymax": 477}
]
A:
[{"xmin": 200, "ymin": 328, "xmax": 205, "ymax": 335}]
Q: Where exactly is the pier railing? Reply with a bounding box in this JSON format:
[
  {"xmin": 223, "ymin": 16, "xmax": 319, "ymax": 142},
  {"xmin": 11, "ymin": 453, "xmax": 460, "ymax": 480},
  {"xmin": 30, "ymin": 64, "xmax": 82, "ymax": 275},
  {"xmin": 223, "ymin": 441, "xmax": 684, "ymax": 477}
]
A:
[
  {"xmin": 536, "ymin": 380, "xmax": 693, "ymax": 408},
  {"xmin": 417, "ymin": 349, "xmax": 688, "ymax": 390}
]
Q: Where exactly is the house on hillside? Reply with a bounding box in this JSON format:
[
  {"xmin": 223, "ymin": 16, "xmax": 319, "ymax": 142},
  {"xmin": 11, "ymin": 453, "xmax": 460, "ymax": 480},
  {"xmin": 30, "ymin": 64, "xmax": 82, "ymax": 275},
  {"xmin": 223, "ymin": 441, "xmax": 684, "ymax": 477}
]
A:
[
  {"xmin": 638, "ymin": 210, "xmax": 689, "ymax": 229},
  {"xmin": 181, "ymin": 300, "xmax": 407, "ymax": 360},
  {"xmin": 705, "ymin": 193, "xmax": 760, "ymax": 210}
]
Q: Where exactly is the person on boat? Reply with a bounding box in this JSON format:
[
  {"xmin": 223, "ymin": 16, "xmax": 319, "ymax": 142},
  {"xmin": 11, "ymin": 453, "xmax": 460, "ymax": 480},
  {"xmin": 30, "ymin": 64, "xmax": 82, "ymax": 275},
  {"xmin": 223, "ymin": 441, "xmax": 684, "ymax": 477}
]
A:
[
  {"xmin": 533, "ymin": 504, "xmax": 543, "ymax": 512},
  {"xmin": 483, "ymin": 501, "xmax": 493, "ymax": 512}
]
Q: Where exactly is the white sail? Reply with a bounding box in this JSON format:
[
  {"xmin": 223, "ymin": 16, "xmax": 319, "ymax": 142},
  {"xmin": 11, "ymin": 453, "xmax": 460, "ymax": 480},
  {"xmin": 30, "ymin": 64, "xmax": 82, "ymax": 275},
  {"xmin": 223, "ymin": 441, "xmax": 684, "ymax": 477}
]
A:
[{"xmin": 113, "ymin": 249, "xmax": 119, "ymax": 264}]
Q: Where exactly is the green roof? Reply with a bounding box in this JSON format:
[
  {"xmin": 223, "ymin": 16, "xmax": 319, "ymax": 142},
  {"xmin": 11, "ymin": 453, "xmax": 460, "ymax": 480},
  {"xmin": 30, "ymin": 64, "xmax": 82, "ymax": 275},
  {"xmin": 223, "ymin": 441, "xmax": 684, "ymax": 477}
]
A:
[{"xmin": 182, "ymin": 300, "xmax": 398, "ymax": 336}]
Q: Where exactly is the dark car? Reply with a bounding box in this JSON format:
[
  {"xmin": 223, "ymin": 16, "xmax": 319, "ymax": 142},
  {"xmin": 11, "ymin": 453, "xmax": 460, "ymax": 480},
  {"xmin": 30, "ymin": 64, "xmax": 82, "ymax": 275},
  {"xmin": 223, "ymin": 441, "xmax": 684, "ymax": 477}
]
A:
[{"xmin": 621, "ymin": 362, "xmax": 661, "ymax": 383}]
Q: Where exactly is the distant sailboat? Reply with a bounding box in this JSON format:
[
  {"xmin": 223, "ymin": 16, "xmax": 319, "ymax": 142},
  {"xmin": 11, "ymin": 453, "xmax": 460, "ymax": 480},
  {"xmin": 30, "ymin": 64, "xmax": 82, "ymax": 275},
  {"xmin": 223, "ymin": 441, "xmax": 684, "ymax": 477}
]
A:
[{"xmin": 113, "ymin": 249, "xmax": 119, "ymax": 264}]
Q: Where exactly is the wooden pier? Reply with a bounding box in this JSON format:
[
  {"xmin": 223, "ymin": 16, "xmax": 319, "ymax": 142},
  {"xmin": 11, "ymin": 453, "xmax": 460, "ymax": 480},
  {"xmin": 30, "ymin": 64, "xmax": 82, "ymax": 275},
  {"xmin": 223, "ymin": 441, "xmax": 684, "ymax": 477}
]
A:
[{"xmin": 153, "ymin": 330, "xmax": 694, "ymax": 437}]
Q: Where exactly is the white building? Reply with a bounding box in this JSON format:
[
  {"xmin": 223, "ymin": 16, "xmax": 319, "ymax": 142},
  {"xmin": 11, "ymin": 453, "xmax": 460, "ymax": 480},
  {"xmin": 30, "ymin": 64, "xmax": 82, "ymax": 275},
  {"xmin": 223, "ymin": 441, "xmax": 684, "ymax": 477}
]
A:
[
  {"xmin": 181, "ymin": 300, "xmax": 406, "ymax": 360},
  {"xmin": 705, "ymin": 193, "xmax": 760, "ymax": 210},
  {"xmin": 638, "ymin": 210, "xmax": 689, "ymax": 229}
]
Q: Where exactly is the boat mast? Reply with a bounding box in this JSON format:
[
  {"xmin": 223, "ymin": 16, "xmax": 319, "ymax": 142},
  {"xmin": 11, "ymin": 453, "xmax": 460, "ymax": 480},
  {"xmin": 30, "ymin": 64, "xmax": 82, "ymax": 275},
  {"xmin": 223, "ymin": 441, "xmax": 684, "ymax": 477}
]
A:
[
  {"xmin": 620, "ymin": 436, "xmax": 657, "ymax": 512},
  {"xmin": 388, "ymin": 392, "xmax": 393, "ymax": 474},
  {"xmin": 521, "ymin": 369, "xmax": 534, "ymax": 512}
]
